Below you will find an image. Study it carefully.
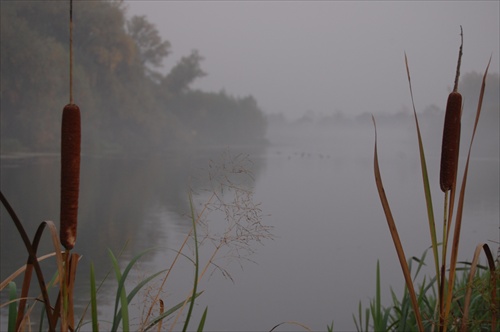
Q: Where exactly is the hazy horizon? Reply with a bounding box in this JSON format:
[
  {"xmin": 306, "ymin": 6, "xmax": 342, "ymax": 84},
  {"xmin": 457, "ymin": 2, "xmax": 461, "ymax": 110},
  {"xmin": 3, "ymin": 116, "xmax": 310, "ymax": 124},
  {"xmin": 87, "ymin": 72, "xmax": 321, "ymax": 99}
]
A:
[{"xmin": 126, "ymin": 1, "xmax": 499, "ymax": 120}]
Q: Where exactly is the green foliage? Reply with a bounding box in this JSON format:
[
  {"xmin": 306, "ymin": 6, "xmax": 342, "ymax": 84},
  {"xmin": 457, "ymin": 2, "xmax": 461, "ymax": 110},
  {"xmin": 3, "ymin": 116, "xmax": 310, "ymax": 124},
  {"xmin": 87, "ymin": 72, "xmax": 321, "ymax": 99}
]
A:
[
  {"xmin": 0, "ymin": 0, "xmax": 267, "ymax": 153},
  {"xmin": 90, "ymin": 262, "xmax": 99, "ymax": 332},
  {"xmin": 367, "ymin": 46, "xmax": 498, "ymax": 331},
  {"xmin": 126, "ymin": 15, "xmax": 171, "ymax": 79},
  {"xmin": 356, "ymin": 254, "xmax": 499, "ymax": 332},
  {"xmin": 182, "ymin": 193, "xmax": 201, "ymax": 332},
  {"xmin": 7, "ymin": 282, "xmax": 17, "ymax": 332},
  {"xmin": 162, "ymin": 50, "xmax": 206, "ymax": 95}
]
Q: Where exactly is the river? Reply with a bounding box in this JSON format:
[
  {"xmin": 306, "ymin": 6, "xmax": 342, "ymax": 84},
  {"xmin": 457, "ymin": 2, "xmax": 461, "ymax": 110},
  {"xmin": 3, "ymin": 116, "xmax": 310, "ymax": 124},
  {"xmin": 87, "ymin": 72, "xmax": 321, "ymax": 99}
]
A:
[{"xmin": 1, "ymin": 120, "xmax": 498, "ymax": 331}]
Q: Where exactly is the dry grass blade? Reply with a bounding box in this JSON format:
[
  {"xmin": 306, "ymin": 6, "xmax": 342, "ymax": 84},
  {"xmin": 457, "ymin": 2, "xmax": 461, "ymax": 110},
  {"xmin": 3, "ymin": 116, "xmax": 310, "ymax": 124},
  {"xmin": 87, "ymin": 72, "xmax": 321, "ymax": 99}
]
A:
[
  {"xmin": 372, "ymin": 116, "xmax": 424, "ymax": 331},
  {"xmin": 443, "ymin": 57, "xmax": 491, "ymax": 330},
  {"xmin": 269, "ymin": 321, "xmax": 312, "ymax": 332},
  {"xmin": 15, "ymin": 219, "xmax": 64, "ymax": 331},
  {"xmin": 144, "ymin": 193, "xmax": 215, "ymax": 329},
  {"xmin": 0, "ymin": 253, "xmax": 56, "ymax": 291},
  {"xmin": 65, "ymin": 253, "xmax": 80, "ymax": 330},
  {"xmin": 460, "ymin": 243, "xmax": 497, "ymax": 332}
]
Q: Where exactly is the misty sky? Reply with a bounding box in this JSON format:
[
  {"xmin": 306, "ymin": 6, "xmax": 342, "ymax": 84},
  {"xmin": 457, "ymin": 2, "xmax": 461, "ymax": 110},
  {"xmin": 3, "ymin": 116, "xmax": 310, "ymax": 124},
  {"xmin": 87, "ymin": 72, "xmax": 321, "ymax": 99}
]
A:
[{"xmin": 126, "ymin": 1, "xmax": 499, "ymax": 119}]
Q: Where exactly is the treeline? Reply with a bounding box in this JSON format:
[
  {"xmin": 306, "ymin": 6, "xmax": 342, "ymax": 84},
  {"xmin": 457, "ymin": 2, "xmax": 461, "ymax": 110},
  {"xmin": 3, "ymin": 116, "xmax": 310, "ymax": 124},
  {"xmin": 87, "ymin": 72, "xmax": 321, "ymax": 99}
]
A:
[
  {"xmin": 267, "ymin": 71, "xmax": 499, "ymax": 157},
  {"xmin": 1, "ymin": 1, "xmax": 267, "ymax": 153}
]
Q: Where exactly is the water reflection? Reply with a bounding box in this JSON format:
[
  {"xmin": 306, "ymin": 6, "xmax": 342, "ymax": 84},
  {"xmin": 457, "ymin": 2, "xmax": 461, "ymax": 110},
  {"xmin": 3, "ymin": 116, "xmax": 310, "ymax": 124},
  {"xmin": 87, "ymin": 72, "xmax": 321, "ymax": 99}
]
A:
[
  {"xmin": 0, "ymin": 146, "xmax": 267, "ymax": 329},
  {"xmin": 1, "ymin": 128, "xmax": 498, "ymax": 330}
]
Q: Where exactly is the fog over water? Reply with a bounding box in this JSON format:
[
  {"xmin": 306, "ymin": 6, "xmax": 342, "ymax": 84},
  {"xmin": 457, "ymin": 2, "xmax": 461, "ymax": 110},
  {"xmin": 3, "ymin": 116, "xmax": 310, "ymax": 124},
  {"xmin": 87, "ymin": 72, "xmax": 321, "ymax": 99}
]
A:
[
  {"xmin": 1, "ymin": 1, "xmax": 499, "ymax": 331},
  {"xmin": 2, "ymin": 115, "xmax": 498, "ymax": 330},
  {"xmin": 126, "ymin": 1, "xmax": 499, "ymax": 119}
]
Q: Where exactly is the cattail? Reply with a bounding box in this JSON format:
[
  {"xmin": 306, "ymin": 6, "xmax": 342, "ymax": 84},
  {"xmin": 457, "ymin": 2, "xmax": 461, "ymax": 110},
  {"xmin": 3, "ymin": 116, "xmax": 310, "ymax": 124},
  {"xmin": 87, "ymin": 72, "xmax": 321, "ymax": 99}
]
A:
[
  {"xmin": 439, "ymin": 26, "xmax": 463, "ymax": 192},
  {"xmin": 60, "ymin": 103, "xmax": 81, "ymax": 250},
  {"xmin": 439, "ymin": 91, "xmax": 462, "ymax": 192}
]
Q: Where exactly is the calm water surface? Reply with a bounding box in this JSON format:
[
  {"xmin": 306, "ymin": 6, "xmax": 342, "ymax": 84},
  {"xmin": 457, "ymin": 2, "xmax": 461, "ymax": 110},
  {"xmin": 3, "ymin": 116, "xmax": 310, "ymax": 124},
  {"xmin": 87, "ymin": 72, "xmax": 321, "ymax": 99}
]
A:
[{"xmin": 1, "ymin": 125, "xmax": 499, "ymax": 331}]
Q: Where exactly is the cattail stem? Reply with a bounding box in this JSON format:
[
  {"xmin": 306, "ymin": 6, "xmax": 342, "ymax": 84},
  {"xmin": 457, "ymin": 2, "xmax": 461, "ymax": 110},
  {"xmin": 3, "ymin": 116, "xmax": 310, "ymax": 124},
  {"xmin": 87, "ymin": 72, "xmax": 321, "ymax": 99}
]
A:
[
  {"xmin": 60, "ymin": 104, "xmax": 81, "ymax": 250},
  {"xmin": 452, "ymin": 26, "xmax": 463, "ymax": 93}
]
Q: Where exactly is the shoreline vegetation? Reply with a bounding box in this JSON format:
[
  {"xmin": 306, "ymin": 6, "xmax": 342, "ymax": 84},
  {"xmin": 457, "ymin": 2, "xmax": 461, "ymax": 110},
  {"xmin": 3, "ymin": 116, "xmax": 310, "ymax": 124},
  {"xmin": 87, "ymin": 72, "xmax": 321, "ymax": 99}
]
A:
[
  {"xmin": 1, "ymin": 2, "xmax": 498, "ymax": 156},
  {"xmin": 1, "ymin": 1, "xmax": 267, "ymax": 155}
]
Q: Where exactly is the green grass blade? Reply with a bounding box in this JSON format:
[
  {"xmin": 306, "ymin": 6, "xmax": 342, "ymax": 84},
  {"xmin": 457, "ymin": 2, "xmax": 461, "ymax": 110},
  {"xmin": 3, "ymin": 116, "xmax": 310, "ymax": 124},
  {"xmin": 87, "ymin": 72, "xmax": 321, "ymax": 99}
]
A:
[
  {"xmin": 90, "ymin": 262, "xmax": 99, "ymax": 332},
  {"xmin": 8, "ymin": 282, "xmax": 17, "ymax": 332},
  {"xmin": 113, "ymin": 268, "xmax": 168, "ymax": 326},
  {"xmin": 75, "ymin": 241, "xmax": 129, "ymax": 331},
  {"xmin": 405, "ymin": 54, "xmax": 440, "ymax": 294},
  {"xmin": 182, "ymin": 192, "xmax": 200, "ymax": 332},
  {"xmin": 327, "ymin": 321, "xmax": 334, "ymax": 332},
  {"xmin": 352, "ymin": 302, "xmax": 361, "ymax": 331},
  {"xmin": 143, "ymin": 292, "xmax": 203, "ymax": 331},
  {"xmin": 364, "ymin": 308, "xmax": 369, "ymax": 332},
  {"xmin": 109, "ymin": 247, "xmax": 156, "ymax": 331},
  {"xmin": 126, "ymin": 269, "xmax": 167, "ymax": 305},
  {"xmin": 108, "ymin": 249, "xmax": 129, "ymax": 332},
  {"xmin": 196, "ymin": 306, "xmax": 208, "ymax": 332}
]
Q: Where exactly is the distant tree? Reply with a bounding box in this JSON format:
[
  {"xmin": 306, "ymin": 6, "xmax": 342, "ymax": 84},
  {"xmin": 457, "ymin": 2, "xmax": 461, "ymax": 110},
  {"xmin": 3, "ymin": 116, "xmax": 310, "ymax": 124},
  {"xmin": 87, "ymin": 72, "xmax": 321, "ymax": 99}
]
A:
[
  {"xmin": 74, "ymin": 1, "xmax": 137, "ymax": 74},
  {"xmin": 162, "ymin": 50, "xmax": 206, "ymax": 95},
  {"xmin": 0, "ymin": 2, "xmax": 67, "ymax": 149},
  {"xmin": 126, "ymin": 15, "xmax": 171, "ymax": 76},
  {"xmin": 1, "ymin": 0, "xmax": 268, "ymax": 152}
]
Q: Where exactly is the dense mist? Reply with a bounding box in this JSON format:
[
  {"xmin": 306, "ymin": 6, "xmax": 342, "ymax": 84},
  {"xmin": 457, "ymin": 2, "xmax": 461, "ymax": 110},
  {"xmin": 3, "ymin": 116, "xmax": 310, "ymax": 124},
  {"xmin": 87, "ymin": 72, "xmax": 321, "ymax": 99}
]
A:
[{"xmin": 1, "ymin": 2, "xmax": 499, "ymax": 330}]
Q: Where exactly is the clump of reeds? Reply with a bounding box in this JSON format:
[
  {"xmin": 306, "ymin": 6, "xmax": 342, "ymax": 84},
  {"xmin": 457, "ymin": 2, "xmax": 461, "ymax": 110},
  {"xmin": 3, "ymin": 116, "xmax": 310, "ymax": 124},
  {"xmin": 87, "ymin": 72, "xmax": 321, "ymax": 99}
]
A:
[{"xmin": 372, "ymin": 26, "xmax": 497, "ymax": 331}]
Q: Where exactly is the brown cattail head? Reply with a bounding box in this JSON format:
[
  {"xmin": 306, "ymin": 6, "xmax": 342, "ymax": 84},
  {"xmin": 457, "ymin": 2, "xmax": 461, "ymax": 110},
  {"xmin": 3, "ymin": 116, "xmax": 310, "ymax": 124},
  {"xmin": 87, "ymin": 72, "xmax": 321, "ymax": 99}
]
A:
[
  {"xmin": 60, "ymin": 103, "xmax": 81, "ymax": 250},
  {"xmin": 439, "ymin": 91, "xmax": 462, "ymax": 192}
]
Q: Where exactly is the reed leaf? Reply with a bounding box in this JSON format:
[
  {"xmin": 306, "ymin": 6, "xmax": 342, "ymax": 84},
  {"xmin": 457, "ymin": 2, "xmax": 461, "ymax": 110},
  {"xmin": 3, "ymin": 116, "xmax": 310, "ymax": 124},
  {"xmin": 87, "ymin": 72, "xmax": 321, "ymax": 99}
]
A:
[
  {"xmin": 372, "ymin": 116, "xmax": 424, "ymax": 330},
  {"xmin": 352, "ymin": 301, "xmax": 363, "ymax": 331},
  {"xmin": 182, "ymin": 192, "xmax": 200, "ymax": 332},
  {"xmin": 196, "ymin": 306, "xmax": 208, "ymax": 332},
  {"xmin": 108, "ymin": 249, "xmax": 130, "ymax": 332},
  {"xmin": 109, "ymin": 247, "xmax": 157, "ymax": 331},
  {"xmin": 8, "ymin": 282, "xmax": 17, "ymax": 332},
  {"xmin": 75, "ymin": 241, "xmax": 130, "ymax": 331},
  {"xmin": 370, "ymin": 261, "xmax": 391, "ymax": 331},
  {"xmin": 26, "ymin": 220, "xmax": 64, "ymax": 331},
  {"xmin": 404, "ymin": 54, "xmax": 441, "ymax": 296}
]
